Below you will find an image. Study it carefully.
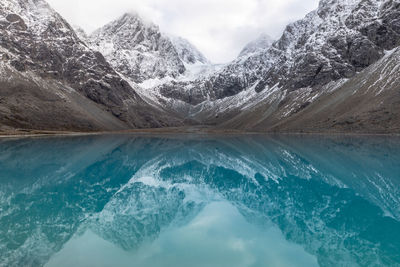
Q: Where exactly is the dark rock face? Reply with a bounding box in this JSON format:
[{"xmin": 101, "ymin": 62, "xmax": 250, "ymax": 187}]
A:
[
  {"xmin": 283, "ymin": 0, "xmax": 400, "ymax": 90},
  {"xmin": 158, "ymin": 81, "xmax": 211, "ymax": 106},
  {"xmin": 211, "ymin": 75, "xmax": 250, "ymax": 98},
  {"xmin": 266, "ymin": 0, "xmax": 400, "ymax": 92},
  {"xmin": 349, "ymin": 0, "xmax": 400, "ymax": 48}
]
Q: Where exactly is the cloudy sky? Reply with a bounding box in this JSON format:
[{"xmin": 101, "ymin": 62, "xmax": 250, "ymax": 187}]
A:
[{"xmin": 46, "ymin": 0, "xmax": 319, "ymax": 63}]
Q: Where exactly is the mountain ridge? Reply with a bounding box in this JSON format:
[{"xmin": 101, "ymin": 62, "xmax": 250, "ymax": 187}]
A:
[{"xmin": 0, "ymin": 0, "xmax": 399, "ymax": 134}]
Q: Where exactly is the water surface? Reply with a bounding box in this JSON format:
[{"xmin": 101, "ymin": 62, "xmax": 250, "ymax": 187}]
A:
[{"xmin": 0, "ymin": 134, "xmax": 399, "ymax": 267}]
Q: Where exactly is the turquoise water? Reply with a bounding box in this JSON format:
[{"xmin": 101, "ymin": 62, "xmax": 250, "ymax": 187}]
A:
[{"xmin": 0, "ymin": 135, "xmax": 400, "ymax": 267}]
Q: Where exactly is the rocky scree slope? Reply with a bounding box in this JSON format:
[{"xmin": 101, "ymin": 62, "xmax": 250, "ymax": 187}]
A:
[{"xmin": 220, "ymin": 46, "xmax": 400, "ymax": 134}]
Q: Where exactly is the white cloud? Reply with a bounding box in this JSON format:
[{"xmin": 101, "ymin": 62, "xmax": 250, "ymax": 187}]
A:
[{"xmin": 46, "ymin": 0, "xmax": 319, "ymax": 63}]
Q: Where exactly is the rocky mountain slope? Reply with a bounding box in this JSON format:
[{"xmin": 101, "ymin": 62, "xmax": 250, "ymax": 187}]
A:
[
  {"xmin": 0, "ymin": 0, "xmax": 181, "ymax": 133},
  {"xmin": 218, "ymin": 46, "xmax": 400, "ymax": 133}
]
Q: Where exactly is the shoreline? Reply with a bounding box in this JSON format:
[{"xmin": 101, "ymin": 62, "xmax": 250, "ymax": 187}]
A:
[{"xmin": 1, "ymin": 127, "xmax": 400, "ymax": 139}]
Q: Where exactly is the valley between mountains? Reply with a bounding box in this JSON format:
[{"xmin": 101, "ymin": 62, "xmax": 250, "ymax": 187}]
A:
[{"xmin": 0, "ymin": 0, "xmax": 399, "ymax": 134}]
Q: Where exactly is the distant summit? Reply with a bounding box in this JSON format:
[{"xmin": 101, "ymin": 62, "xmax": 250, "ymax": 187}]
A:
[
  {"xmin": 239, "ymin": 33, "xmax": 274, "ymax": 58},
  {"xmin": 88, "ymin": 13, "xmax": 209, "ymax": 84},
  {"xmin": 169, "ymin": 36, "xmax": 210, "ymax": 65}
]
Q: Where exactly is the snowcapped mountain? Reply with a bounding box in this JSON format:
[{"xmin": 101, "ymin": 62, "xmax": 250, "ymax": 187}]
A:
[
  {"xmin": 86, "ymin": 12, "xmax": 220, "ymax": 121},
  {"xmin": 238, "ymin": 33, "xmax": 274, "ymax": 58},
  {"xmin": 170, "ymin": 36, "xmax": 209, "ymax": 65},
  {"xmin": 73, "ymin": 25, "xmax": 89, "ymax": 43},
  {"xmin": 215, "ymin": 0, "xmax": 400, "ymax": 133},
  {"xmin": 88, "ymin": 13, "xmax": 210, "ymax": 85},
  {"xmin": 0, "ymin": 0, "xmax": 181, "ymax": 132},
  {"xmin": 140, "ymin": 0, "xmax": 400, "ymax": 133},
  {"xmin": 176, "ymin": 0, "xmax": 400, "ymax": 101}
]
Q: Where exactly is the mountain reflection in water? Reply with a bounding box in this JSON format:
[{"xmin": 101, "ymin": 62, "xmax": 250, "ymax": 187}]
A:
[{"xmin": 0, "ymin": 135, "xmax": 399, "ymax": 267}]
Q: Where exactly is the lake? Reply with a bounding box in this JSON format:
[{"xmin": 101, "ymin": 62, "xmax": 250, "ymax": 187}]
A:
[{"xmin": 0, "ymin": 134, "xmax": 399, "ymax": 267}]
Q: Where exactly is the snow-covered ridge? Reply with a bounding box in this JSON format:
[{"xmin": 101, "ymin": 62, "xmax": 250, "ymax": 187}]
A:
[
  {"xmin": 238, "ymin": 33, "xmax": 274, "ymax": 58},
  {"xmin": 88, "ymin": 13, "xmax": 184, "ymax": 84},
  {"xmin": 0, "ymin": 0, "xmax": 76, "ymax": 37},
  {"xmin": 169, "ymin": 35, "xmax": 210, "ymax": 65},
  {"xmin": 146, "ymin": 0, "xmax": 398, "ymax": 109},
  {"xmin": 87, "ymin": 13, "xmax": 211, "ymax": 85}
]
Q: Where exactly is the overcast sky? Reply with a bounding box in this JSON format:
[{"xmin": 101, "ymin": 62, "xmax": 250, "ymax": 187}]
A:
[{"xmin": 46, "ymin": 0, "xmax": 319, "ymax": 63}]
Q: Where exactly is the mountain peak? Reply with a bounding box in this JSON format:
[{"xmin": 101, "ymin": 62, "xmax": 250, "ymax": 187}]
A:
[
  {"xmin": 73, "ymin": 25, "xmax": 88, "ymax": 42},
  {"xmin": 119, "ymin": 12, "xmax": 146, "ymax": 24},
  {"xmin": 238, "ymin": 33, "xmax": 274, "ymax": 58},
  {"xmin": 116, "ymin": 12, "xmax": 159, "ymax": 31},
  {"xmin": 169, "ymin": 36, "xmax": 210, "ymax": 65},
  {"xmin": 88, "ymin": 13, "xmax": 185, "ymax": 83}
]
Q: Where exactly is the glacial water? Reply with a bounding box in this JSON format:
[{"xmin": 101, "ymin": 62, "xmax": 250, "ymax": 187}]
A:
[{"xmin": 0, "ymin": 134, "xmax": 400, "ymax": 267}]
